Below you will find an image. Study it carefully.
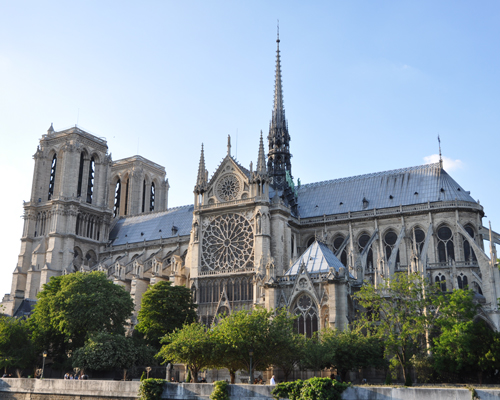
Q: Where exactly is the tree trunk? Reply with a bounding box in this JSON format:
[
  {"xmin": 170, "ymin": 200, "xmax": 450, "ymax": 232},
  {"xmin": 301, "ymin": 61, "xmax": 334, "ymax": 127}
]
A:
[
  {"xmin": 123, "ymin": 369, "xmax": 127, "ymax": 381},
  {"xmin": 190, "ymin": 366, "xmax": 199, "ymax": 383},
  {"xmin": 340, "ymin": 369, "xmax": 348, "ymax": 383},
  {"xmin": 229, "ymin": 369, "xmax": 236, "ymax": 384}
]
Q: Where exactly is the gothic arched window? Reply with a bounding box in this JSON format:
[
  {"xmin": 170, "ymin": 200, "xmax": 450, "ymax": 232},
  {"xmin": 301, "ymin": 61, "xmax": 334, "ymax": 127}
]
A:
[
  {"xmin": 435, "ymin": 273, "xmax": 446, "ymax": 292},
  {"xmin": 124, "ymin": 178, "xmax": 130, "ymax": 216},
  {"xmin": 77, "ymin": 152, "xmax": 85, "ymax": 197},
  {"xmin": 150, "ymin": 182, "xmax": 155, "ymax": 212},
  {"xmin": 86, "ymin": 157, "xmax": 95, "ymax": 204},
  {"xmin": 457, "ymin": 273, "xmax": 468, "ymax": 290},
  {"xmin": 358, "ymin": 233, "xmax": 374, "ymax": 270},
  {"xmin": 332, "ymin": 236, "xmax": 348, "ymax": 267},
  {"xmin": 142, "ymin": 180, "xmax": 146, "ymax": 213},
  {"xmin": 411, "ymin": 227, "xmax": 426, "ymax": 255},
  {"xmin": 384, "ymin": 230, "xmax": 400, "ymax": 264},
  {"xmin": 463, "ymin": 225, "xmax": 477, "ymax": 262},
  {"xmin": 293, "ymin": 293, "xmax": 318, "ymax": 338},
  {"xmin": 113, "ymin": 179, "xmax": 121, "ymax": 217},
  {"xmin": 437, "ymin": 226, "xmax": 455, "ymax": 262},
  {"xmin": 48, "ymin": 154, "xmax": 57, "ymax": 200}
]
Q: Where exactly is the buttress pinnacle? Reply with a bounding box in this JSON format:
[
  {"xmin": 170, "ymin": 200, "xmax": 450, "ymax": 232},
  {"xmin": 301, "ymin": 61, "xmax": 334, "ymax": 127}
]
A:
[
  {"xmin": 257, "ymin": 130, "xmax": 267, "ymax": 174},
  {"xmin": 195, "ymin": 144, "xmax": 207, "ymax": 191}
]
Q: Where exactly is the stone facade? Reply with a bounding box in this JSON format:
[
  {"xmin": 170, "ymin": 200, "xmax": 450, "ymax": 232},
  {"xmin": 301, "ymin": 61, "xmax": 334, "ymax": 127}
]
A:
[{"xmin": 2, "ymin": 35, "xmax": 500, "ymax": 335}]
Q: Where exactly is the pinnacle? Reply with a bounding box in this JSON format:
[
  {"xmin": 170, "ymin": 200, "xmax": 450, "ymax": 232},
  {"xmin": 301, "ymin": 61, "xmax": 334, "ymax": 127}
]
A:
[
  {"xmin": 257, "ymin": 130, "xmax": 266, "ymax": 174},
  {"xmin": 195, "ymin": 144, "xmax": 207, "ymax": 189}
]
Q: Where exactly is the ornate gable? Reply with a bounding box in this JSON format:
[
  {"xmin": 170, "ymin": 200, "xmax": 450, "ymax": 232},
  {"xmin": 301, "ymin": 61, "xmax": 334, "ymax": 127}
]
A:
[{"xmin": 205, "ymin": 156, "xmax": 251, "ymax": 205}]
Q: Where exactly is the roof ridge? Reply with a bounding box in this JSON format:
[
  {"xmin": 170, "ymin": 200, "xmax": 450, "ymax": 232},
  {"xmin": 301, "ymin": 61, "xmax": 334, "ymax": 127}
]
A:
[
  {"xmin": 299, "ymin": 162, "xmax": 440, "ymax": 190},
  {"xmin": 118, "ymin": 204, "xmax": 194, "ymax": 220}
]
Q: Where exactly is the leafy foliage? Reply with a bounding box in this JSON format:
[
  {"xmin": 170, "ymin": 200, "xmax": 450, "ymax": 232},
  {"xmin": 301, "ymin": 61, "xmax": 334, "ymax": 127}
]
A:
[
  {"xmin": 320, "ymin": 328, "xmax": 386, "ymax": 382},
  {"xmin": 29, "ymin": 271, "xmax": 134, "ymax": 366},
  {"xmin": 138, "ymin": 378, "xmax": 165, "ymax": 400},
  {"xmin": 210, "ymin": 380, "xmax": 229, "ymax": 400},
  {"xmin": 353, "ymin": 273, "xmax": 440, "ymax": 382},
  {"xmin": 211, "ymin": 307, "xmax": 298, "ymax": 383},
  {"xmin": 272, "ymin": 378, "xmax": 350, "ymax": 400},
  {"xmin": 0, "ymin": 316, "xmax": 35, "ymax": 373},
  {"xmin": 136, "ymin": 281, "xmax": 197, "ymax": 349},
  {"xmin": 157, "ymin": 322, "xmax": 214, "ymax": 383},
  {"xmin": 72, "ymin": 332, "xmax": 154, "ymax": 373}
]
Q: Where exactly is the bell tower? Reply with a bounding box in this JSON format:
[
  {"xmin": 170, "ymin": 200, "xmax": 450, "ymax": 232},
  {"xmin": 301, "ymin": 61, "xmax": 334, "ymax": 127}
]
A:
[{"xmin": 6, "ymin": 125, "xmax": 113, "ymax": 315}]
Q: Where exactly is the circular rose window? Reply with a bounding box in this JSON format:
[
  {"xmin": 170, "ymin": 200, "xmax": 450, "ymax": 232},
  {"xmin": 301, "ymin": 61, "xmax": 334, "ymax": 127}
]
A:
[
  {"xmin": 216, "ymin": 174, "xmax": 241, "ymax": 201},
  {"xmin": 201, "ymin": 213, "xmax": 254, "ymax": 272}
]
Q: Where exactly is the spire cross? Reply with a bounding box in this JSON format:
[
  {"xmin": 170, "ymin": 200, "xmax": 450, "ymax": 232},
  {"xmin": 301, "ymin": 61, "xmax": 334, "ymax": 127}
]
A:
[{"xmin": 227, "ymin": 135, "xmax": 231, "ymax": 156}]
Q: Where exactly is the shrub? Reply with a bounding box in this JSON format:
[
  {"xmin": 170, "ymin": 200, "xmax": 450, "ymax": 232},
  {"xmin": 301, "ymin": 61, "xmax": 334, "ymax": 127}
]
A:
[
  {"xmin": 272, "ymin": 378, "xmax": 350, "ymax": 400},
  {"xmin": 210, "ymin": 380, "xmax": 229, "ymax": 400},
  {"xmin": 272, "ymin": 380, "xmax": 303, "ymax": 400},
  {"xmin": 140, "ymin": 371, "xmax": 146, "ymax": 381},
  {"xmin": 138, "ymin": 378, "xmax": 165, "ymax": 400}
]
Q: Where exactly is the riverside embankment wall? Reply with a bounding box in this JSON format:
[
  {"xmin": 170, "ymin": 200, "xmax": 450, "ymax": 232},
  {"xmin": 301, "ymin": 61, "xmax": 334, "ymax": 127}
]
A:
[{"xmin": 2, "ymin": 378, "xmax": 500, "ymax": 400}]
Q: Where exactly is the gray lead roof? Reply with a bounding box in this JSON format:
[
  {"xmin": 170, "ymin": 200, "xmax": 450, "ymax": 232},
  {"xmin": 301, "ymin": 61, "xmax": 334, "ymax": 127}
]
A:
[
  {"xmin": 109, "ymin": 205, "xmax": 194, "ymax": 246},
  {"xmin": 297, "ymin": 163, "xmax": 476, "ymax": 219},
  {"xmin": 285, "ymin": 240, "xmax": 349, "ymax": 276}
]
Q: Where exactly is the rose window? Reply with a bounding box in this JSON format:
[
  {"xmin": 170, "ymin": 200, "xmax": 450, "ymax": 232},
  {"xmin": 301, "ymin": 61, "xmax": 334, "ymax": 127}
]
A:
[
  {"xmin": 201, "ymin": 213, "xmax": 254, "ymax": 272},
  {"xmin": 216, "ymin": 174, "xmax": 241, "ymax": 201}
]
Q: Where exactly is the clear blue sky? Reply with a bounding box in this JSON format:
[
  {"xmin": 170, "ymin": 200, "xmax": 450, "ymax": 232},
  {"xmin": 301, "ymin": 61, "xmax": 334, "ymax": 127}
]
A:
[{"xmin": 1, "ymin": 1, "xmax": 499, "ymax": 299}]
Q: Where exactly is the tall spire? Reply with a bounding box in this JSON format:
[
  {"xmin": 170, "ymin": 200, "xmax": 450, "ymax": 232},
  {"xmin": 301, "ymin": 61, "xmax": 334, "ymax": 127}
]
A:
[
  {"xmin": 195, "ymin": 144, "xmax": 207, "ymax": 192},
  {"xmin": 257, "ymin": 130, "xmax": 266, "ymax": 174},
  {"xmin": 267, "ymin": 24, "xmax": 292, "ymax": 191}
]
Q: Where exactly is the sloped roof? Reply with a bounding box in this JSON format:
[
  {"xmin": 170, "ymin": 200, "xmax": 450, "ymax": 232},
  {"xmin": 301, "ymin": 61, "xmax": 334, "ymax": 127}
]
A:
[
  {"xmin": 13, "ymin": 299, "xmax": 37, "ymax": 318},
  {"xmin": 297, "ymin": 163, "xmax": 476, "ymax": 218},
  {"xmin": 109, "ymin": 205, "xmax": 194, "ymax": 246},
  {"xmin": 285, "ymin": 240, "xmax": 347, "ymax": 276}
]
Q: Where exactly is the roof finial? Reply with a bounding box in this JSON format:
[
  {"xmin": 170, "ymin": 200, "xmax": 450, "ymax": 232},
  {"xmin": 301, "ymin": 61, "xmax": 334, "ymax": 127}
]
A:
[
  {"xmin": 438, "ymin": 135, "xmax": 443, "ymax": 169},
  {"xmin": 277, "ymin": 20, "xmax": 280, "ymax": 44},
  {"xmin": 227, "ymin": 134, "xmax": 231, "ymax": 157},
  {"xmin": 195, "ymin": 143, "xmax": 207, "ymax": 191}
]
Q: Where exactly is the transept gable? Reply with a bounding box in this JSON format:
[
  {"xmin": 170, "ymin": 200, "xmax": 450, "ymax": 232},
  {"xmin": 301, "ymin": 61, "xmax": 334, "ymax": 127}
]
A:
[
  {"xmin": 289, "ymin": 262, "xmax": 320, "ymax": 306},
  {"xmin": 205, "ymin": 156, "xmax": 251, "ymax": 204}
]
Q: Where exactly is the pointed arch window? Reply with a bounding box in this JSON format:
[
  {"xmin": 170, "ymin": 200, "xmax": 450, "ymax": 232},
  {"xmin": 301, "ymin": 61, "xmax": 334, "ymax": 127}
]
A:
[
  {"xmin": 86, "ymin": 157, "xmax": 95, "ymax": 204},
  {"xmin": 113, "ymin": 179, "xmax": 121, "ymax": 217},
  {"xmin": 411, "ymin": 228, "xmax": 426, "ymax": 255},
  {"xmin": 435, "ymin": 273, "xmax": 447, "ymax": 292},
  {"xmin": 150, "ymin": 182, "xmax": 155, "ymax": 212},
  {"xmin": 457, "ymin": 273, "xmax": 468, "ymax": 289},
  {"xmin": 142, "ymin": 180, "xmax": 146, "ymax": 213},
  {"xmin": 437, "ymin": 226, "xmax": 455, "ymax": 262},
  {"xmin": 124, "ymin": 178, "xmax": 129, "ymax": 215},
  {"xmin": 77, "ymin": 152, "xmax": 85, "ymax": 197},
  {"xmin": 463, "ymin": 226, "xmax": 477, "ymax": 262},
  {"xmin": 332, "ymin": 236, "xmax": 348, "ymax": 267},
  {"xmin": 358, "ymin": 233, "xmax": 374, "ymax": 270},
  {"xmin": 48, "ymin": 154, "xmax": 57, "ymax": 200},
  {"xmin": 293, "ymin": 294, "xmax": 318, "ymax": 338},
  {"xmin": 384, "ymin": 230, "xmax": 400, "ymax": 264}
]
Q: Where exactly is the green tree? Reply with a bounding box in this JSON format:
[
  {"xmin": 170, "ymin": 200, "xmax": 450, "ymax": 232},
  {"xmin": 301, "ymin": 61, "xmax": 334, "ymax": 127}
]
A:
[
  {"xmin": 300, "ymin": 334, "xmax": 327, "ymax": 372},
  {"xmin": 72, "ymin": 332, "xmax": 153, "ymax": 380},
  {"xmin": 211, "ymin": 307, "xmax": 297, "ymax": 383},
  {"xmin": 136, "ymin": 281, "xmax": 197, "ymax": 349},
  {"xmin": 432, "ymin": 289, "xmax": 500, "ymax": 382},
  {"xmin": 353, "ymin": 273, "xmax": 440, "ymax": 383},
  {"xmin": 29, "ymin": 271, "xmax": 134, "ymax": 367},
  {"xmin": 157, "ymin": 322, "xmax": 214, "ymax": 383},
  {"xmin": 266, "ymin": 309, "xmax": 302, "ymax": 381},
  {"xmin": 0, "ymin": 316, "xmax": 36, "ymax": 376},
  {"xmin": 321, "ymin": 328, "xmax": 385, "ymax": 382}
]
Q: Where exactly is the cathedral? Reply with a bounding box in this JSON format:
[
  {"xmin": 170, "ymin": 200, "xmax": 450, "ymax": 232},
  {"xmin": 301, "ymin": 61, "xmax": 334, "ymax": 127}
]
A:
[{"xmin": 3, "ymin": 34, "xmax": 500, "ymax": 335}]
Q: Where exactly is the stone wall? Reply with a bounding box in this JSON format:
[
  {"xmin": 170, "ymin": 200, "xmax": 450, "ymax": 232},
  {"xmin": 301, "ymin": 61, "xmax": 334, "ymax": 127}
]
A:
[{"xmin": 3, "ymin": 379, "xmax": 500, "ymax": 400}]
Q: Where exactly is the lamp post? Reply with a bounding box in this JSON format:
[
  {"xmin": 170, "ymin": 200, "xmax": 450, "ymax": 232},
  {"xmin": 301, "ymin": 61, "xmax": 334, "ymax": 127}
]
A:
[
  {"xmin": 248, "ymin": 348, "xmax": 254, "ymax": 384},
  {"xmin": 41, "ymin": 351, "xmax": 47, "ymax": 379}
]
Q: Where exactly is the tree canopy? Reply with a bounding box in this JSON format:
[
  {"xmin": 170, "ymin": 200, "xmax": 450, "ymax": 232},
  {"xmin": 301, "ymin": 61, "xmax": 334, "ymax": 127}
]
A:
[
  {"xmin": 29, "ymin": 271, "xmax": 134, "ymax": 366},
  {"xmin": 136, "ymin": 281, "xmax": 197, "ymax": 349},
  {"xmin": 157, "ymin": 322, "xmax": 214, "ymax": 382},
  {"xmin": 0, "ymin": 316, "xmax": 35, "ymax": 374}
]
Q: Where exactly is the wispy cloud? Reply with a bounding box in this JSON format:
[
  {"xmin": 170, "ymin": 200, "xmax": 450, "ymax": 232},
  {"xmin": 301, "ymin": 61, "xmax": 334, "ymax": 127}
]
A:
[{"xmin": 423, "ymin": 154, "xmax": 464, "ymax": 171}]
